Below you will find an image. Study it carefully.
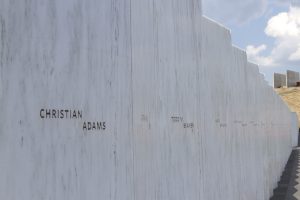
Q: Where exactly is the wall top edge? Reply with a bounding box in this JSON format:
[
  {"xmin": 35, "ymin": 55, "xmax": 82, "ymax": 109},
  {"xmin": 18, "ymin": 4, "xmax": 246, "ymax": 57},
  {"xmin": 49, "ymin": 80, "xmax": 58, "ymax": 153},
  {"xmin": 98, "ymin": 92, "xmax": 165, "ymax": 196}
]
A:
[
  {"xmin": 287, "ymin": 70, "xmax": 300, "ymax": 74},
  {"xmin": 202, "ymin": 15, "xmax": 231, "ymax": 33},
  {"xmin": 274, "ymin": 73, "xmax": 287, "ymax": 76}
]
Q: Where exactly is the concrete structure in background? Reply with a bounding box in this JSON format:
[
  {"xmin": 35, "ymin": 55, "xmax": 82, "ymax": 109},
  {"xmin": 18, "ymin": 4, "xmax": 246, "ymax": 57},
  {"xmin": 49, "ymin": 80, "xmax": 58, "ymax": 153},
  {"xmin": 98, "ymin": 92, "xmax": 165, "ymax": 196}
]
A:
[
  {"xmin": 273, "ymin": 70, "xmax": 300, "ymax": 88},
  {"xmin": 274, "ymin": 73, "xmax": 287, "ymax": 88},
  {"xmin": 287, "ymin": 70, "xmax": 300, "ymax": 87},
  {"xmin": 0, "ymin": 0, "xmax": 298, "ymax": 200}
]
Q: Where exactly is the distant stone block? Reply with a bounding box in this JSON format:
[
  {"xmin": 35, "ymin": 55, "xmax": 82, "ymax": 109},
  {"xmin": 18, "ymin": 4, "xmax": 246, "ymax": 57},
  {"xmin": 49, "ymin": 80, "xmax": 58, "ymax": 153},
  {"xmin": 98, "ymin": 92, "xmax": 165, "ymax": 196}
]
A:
[
  {"xmin": 287, "ymin": 70, "xmax": 300, "ymax": 87},
  {"xmin": 274, "ymin": 73, "xmax": 287, "ymax": 88}
]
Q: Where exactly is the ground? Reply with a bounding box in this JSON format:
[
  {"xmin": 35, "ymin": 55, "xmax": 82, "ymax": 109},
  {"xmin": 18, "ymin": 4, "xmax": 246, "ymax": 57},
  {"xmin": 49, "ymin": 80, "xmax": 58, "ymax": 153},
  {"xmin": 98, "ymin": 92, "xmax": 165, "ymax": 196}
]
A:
[{"xmin": 275, "ymin": 87, "xmax": 300, "ymax": 127}]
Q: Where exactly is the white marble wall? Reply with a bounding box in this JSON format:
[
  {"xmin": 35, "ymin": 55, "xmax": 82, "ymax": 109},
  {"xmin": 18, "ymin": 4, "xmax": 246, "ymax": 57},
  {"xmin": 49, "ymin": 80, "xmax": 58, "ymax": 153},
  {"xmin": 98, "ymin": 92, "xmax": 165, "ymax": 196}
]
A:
[
  {"xmin": 0, "ymin": 0, "xmax": 298, "ymax": 200},
  {"xmin": 274, "ymin": 73, "xmax": 287, "ymax": 88}
]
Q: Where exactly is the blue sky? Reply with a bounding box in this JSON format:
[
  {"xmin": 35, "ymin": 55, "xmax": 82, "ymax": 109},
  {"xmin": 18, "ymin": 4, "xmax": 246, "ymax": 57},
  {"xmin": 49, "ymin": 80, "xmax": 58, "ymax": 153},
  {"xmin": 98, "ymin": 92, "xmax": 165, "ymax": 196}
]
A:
[{"xmin": 203, "ymin": 0, "xmax": 300, "ymax": 85}]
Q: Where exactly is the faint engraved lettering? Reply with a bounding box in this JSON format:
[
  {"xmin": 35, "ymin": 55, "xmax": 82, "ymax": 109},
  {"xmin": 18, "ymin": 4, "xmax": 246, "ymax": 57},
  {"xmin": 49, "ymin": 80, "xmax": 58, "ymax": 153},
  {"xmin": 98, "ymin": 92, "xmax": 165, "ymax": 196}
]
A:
[
  {"xmin": 183, "ymin": 123, "xmax": 194, "ymax": 129},
  {"xmin": 171, "ymin": 116, "xmax": 183, "ymax": 123}
]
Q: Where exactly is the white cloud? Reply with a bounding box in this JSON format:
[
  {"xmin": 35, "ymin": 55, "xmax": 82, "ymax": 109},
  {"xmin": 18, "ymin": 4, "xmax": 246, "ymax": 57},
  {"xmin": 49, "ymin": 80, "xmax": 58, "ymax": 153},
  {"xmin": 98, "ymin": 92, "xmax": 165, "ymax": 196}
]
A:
[
  {"xmin": 246, "ymin": 6, "xmax": 300, "ymax": 67},
  {"xmin": 246, "ymin": 45, "xmax": 276, "ymax": 66},
  {"xmin": 265, "ymin": 7, "xmax": 300, "ymax": 37},
  {"xmin": 289, "ymin": 46, "xmax": 300, "ymax": 60},
  {"xmin": 247, "ymin": 44, "xmax": 267, "ymax": 55}
]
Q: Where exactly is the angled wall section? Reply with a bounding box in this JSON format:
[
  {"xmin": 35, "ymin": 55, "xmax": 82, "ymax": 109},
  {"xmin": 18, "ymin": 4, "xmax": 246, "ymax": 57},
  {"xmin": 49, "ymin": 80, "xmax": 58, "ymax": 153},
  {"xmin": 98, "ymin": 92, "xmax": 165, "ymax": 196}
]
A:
[{"xmin": 0, "ymin": 1, "xmax": 135, "ymax": 199}]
